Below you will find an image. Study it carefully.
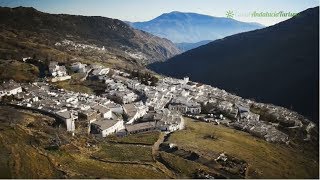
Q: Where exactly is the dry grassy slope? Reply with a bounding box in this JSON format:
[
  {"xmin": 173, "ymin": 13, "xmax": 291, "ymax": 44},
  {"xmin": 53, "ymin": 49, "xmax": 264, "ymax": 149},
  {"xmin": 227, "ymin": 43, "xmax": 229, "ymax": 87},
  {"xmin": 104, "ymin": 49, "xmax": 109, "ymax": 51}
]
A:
[
  {"xmin": 159, "ymin": 151, "xmax": 212, "ymax": 178},
  {"xmin": 0, "ymin": 106, "xmax": 225, "ymax": 179},
  {"xmin": 92, "ymin": 143, "xmax": 154, "ymax": 162},
  {"xmin": 0, "ymin": 106, "xmax": 170, "ymax": 178},
  {"xmin": 0, "ymin": 60, "xmax": 39, "ymax": 82},
  {"xmin": 167, "ymin": 118, "xmax": 319, "ymax": 178},
  {"xmin": 0, "ymin": 107, "xmax": 318, "ymax": 178},
  {"xmin": 0, "ymin": 107, "xmax": 61, "ymax": 178},
  {"xmin": 0, "ymin": 28, "xmax": 142, "ymax": 71},
  {"xmin": 0, "ymin": 6, "xmax": 181, "ymax": 66}
]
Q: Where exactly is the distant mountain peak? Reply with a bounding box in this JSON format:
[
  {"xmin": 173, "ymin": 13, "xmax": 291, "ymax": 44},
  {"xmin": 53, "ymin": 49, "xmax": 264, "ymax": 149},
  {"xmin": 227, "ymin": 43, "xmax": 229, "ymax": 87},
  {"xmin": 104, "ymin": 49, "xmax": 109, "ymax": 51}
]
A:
[
  {"xmin": 130, "ymin": 11, "xmax": 264, "ymax": 43},
  {"xmin": 12, "ymin": 6, "xmax": 38, "ymax": 11},
  {"xmin": 166, "ymin": 11, "xmax": 209, "ymax": 16},
  {"xmin": 168, "ymin": 11, "xmax": 183, "ymax": 14},
  {"xmin": 156, "ymin": 11, "xmax": 212, "ymax": 19}
]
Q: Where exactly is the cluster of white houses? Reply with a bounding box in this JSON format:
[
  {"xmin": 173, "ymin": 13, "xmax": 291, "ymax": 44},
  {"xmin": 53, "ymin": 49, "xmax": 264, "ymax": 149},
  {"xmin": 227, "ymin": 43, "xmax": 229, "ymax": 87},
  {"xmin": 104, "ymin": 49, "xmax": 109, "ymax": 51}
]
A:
[
  {"xmin": 55, "ymin": 39, "xmax": 106, "ymax": 52},
  {"xmin": 49, "ymin": 61, "xmax": 71, "ymax": 82},
  {"xmin": 1, "ymin": 64, "xmax": 188, "ymax": 137},
  {"xmin": 1, "ymin": 60, "xmax": 316, "ymax": 143},
  {"xmin": 1, "ymin": 80, "xmax": 184, "ymax": 137},
  {"xmin": 0, "ymin": 80, "xmax": 23, "ymax": 97}
]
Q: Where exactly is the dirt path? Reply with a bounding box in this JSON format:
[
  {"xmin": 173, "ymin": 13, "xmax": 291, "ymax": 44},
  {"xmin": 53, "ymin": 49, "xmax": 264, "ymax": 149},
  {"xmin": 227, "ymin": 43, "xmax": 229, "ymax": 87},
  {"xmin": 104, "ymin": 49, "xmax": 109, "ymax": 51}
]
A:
[
  {"xmin": 79, "ymin": 68, "xmax": 92, "ymax": 82},
  {"xmin": 106, "ymin": 141, "xmax": 153, "ymax": 147},
  {"xmin": 151, "ymin": 132, "xmax": 177, "ymax": 178},
  {"xmin": 152, "ymin": 132, "xmax": 165, "ymax": 160}
]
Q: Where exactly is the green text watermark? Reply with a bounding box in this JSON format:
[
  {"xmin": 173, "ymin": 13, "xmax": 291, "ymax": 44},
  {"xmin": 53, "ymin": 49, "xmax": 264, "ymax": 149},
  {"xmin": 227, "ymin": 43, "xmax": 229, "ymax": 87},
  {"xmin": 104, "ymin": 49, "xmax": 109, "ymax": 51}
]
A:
[{"xmin": 226, "ymin": 10, "xmax": 298, "ymax": 18}]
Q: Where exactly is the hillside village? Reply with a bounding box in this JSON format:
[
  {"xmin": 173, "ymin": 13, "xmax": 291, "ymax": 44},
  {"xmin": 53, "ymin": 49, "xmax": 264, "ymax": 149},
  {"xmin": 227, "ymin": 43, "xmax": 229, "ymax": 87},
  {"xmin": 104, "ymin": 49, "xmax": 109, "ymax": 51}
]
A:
[{"xmin": 0, "ymin": 59, "xmax": 316, "ymax": 144}]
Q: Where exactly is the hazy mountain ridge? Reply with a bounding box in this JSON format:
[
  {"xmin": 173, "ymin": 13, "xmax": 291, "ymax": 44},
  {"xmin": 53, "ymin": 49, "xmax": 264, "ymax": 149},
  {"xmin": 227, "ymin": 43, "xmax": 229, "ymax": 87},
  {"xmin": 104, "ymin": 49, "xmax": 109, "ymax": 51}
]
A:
[
  {"xmin": 149, "ymin": 7, "xmax": 319, "ymax": 122},
  {"xmin": 175, "ymin": 40, "xmax": 212, "ymax": 52},
  {"xmin": 130, "ymin": 11, "xmax": 264, "ymax": 43}
]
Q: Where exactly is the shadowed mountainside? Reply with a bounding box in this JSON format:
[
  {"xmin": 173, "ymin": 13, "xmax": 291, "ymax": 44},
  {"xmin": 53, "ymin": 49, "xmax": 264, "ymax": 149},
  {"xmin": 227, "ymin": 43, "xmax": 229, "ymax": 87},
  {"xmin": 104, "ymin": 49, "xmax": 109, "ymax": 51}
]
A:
[{"xmin": 150, "ymin": 7, "xmax": 319, "ymax": 122}]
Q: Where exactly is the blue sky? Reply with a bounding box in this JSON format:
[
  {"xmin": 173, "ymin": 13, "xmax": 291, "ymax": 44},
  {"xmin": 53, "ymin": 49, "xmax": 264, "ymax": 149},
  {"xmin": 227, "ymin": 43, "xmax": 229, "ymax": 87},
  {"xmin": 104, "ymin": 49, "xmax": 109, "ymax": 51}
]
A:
[{"xmin": 0, "ymin": 0, "xmax": 318, "ymax": 26}]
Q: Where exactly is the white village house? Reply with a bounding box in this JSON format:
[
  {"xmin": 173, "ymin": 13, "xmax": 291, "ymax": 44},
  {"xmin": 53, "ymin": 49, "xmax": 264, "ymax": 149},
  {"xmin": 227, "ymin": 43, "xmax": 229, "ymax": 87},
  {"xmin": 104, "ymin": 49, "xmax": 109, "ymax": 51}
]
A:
[
  {"xmin": 70, "ymin": 62, "xmax": 87, "ymax": 73},
  {"xmin": 91, "ymin": 119, "xmax": 125, "ymax": 137},
  {"xmin": 49, "ymin": 61, "xmax": 71, "ymax": 82},
  {"xmin": 168, "ymin": 97, "xmax": 201, "ymax": 114},
  {"xmin": 56, "ymin": 109, "xmax": 77, "ymax": 132},
  {"xmin": 123, "ymin": 102, "xmax": 148, "ymax": 124}
]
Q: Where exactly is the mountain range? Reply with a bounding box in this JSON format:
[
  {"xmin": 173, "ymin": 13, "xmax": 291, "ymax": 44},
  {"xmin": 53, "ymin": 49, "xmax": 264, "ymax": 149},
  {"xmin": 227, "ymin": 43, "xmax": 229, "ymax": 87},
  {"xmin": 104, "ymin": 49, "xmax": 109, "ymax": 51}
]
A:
[
  {"xmin": 129, "ymin": 11, "xmax": 264, "ymax": 43},
  {"xmin": 149, "ymin": 7, "xmax": 319, "ymax": 122},
  {"xmin": 0, "ymin": 6, "xmax": 180, "ymax": 67},
  {"xmin": 175, "ymin": 40, "xmax": 212, "ymax": 52}
]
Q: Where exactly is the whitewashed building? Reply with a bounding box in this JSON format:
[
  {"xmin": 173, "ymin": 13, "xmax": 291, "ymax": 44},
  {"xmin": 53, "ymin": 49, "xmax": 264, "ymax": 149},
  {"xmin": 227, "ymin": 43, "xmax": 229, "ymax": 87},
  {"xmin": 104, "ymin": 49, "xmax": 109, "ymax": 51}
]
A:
[
  {"xmin": 123, "ymin": 102, "xmax": 148, "ymax": 124},
  {"xmin": 91, "ymin": 120, "xmax": 125, "ymax": 137},
  {"xmin": 49, "ymin": 61, "xmax": 68, "ymax": 77},
  {"xmin": 91, "ymin": 68, "xmax": 110, "ymax": 76},
  {"xmin": 92, "ymin": 104, "xmax": 113, "ymax": 119},
  {"xmin": 127, "ymin": 80, "xmax": 140, "ymax": 90},
  {"xmin": 70, "ymin": 62, "xmax": 87, "ymax": 73},
  {"xmin": 56, "ymin": 110, "xmax": 77, "ymax": 132},
  {"xmin": 168, "ymin": 97, "xmax": 201, "ymax": 114}
]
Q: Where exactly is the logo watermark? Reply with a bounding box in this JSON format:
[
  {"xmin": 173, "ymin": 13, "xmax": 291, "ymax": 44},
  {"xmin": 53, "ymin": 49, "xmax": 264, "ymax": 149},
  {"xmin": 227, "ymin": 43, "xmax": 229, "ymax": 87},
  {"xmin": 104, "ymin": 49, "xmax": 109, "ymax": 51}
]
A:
[
  {"xmin": 226, "ymin": 10, "xmax": 235, "ymax": 18},
  {"xmin": 226, "ymin": 10, "xmax": 298, "ymax": 18}
]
